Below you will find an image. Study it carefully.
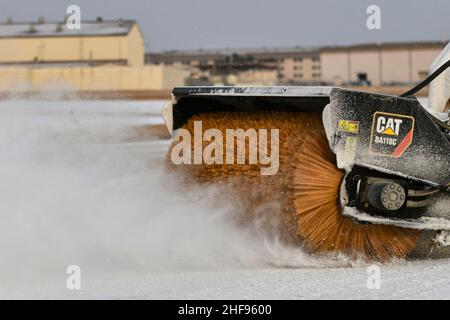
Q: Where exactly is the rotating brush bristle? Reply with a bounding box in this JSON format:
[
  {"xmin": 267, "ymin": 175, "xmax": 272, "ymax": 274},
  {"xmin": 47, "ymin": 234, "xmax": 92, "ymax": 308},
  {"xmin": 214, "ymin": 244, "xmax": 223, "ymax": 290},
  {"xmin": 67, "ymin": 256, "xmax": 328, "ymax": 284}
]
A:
[
  {"xmin": 289, "ymin": 131, "xmax": 422, "ymax": 260},
  {"xmin": 166, "ymin": 111, "xmax": 423, "ymax": 261}
]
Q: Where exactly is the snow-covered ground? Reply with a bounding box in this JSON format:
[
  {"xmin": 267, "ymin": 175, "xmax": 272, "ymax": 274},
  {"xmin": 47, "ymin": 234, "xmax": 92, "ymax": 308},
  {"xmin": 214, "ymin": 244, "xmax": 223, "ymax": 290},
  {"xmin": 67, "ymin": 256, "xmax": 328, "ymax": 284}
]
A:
[{"xmin": 0, "ymin": 98, "xmax": 449, "ymax": 300}]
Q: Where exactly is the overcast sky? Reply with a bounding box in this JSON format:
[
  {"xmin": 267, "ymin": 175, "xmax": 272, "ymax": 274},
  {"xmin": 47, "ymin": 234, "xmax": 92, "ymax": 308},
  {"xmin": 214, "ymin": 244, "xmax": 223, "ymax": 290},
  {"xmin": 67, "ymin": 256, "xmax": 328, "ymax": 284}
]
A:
[{"xmin": 0, "ymin": 0, "xmax": 448, "ymax": 52}]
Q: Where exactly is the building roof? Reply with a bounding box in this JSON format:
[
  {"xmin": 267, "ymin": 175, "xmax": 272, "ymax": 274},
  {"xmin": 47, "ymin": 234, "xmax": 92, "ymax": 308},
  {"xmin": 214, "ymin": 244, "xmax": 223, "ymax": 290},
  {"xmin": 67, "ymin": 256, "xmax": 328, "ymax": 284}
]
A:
[
  {"xmin": 146, "ymin": 46, "xmax": 320, "ymax": 63},
  {"xmin": 320, "ymin": 40, "xmax": 448, "ymax": 52},
  {"xmin": 154, "ymin": 46, "xmax": 320, "ymax": 56},
  {"xmin": 146, "ymin": 40, "xmax": 448, "ymax": 62},
  {"xmin": 0, "ymin": 19, "xmax": 136, "ymax": 38}
]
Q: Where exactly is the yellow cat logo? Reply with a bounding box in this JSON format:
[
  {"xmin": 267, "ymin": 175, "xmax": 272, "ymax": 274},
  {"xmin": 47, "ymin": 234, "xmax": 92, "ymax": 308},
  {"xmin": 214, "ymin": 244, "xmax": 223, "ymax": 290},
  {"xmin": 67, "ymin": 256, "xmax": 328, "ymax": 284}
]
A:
[
  {"xmin": 376, "ymin": 116, "xmax": 403, "ymax": 136},
  {"xmin": 370, "ymin": 112, "xmax": 415, "ymax": 158}
]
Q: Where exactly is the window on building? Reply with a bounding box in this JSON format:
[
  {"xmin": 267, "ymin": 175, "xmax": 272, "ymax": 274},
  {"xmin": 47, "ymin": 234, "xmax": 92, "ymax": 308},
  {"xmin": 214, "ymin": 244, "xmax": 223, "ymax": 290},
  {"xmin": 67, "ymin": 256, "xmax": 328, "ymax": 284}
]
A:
[{"xmin": 357, "ymin": 73, "xmax": 368, "ymax": 82}]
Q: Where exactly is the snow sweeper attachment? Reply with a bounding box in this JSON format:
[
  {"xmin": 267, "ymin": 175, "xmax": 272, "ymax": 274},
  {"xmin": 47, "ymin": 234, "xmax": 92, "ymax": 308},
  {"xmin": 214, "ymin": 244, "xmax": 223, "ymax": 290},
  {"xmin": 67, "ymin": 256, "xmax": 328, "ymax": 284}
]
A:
[{"xmin": 162, "ymin": 59, "xmax": 450, "ymax": 262}]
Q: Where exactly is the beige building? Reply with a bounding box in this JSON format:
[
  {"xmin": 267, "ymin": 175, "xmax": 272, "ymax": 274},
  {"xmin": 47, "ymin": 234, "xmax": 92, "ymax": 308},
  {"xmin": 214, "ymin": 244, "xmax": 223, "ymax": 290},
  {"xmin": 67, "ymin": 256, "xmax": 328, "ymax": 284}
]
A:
[
  {"xmin": 0, "ymin": 19, "xmax": 191, "ymax": 92},
  {"xmin": 146, "ymin": 47, "xmax": 322, "ymax": 85},
  {"xmin": 1, "ymin": 19, "xmax": 446, "ymax": 91},
  {"xmin": 147, "ymin": 41, "xmax": 448, "ymax": 87},
  {"xmin": 320, "ymin": 41, "xmax": 447, "ymax": 86},
  {"xmin": 0, "ymin": 19, "xmax": 144, "ymax": 66},
  {"xmin": 276, "ymin": 54, "xmax": 321, "ymax": 83}
]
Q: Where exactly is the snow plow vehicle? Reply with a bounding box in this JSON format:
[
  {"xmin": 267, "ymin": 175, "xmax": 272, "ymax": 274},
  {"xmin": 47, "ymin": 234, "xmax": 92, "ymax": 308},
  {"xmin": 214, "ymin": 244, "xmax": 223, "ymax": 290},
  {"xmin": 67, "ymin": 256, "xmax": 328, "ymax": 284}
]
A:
[{"xmin": 162, "ymin": 44, "xmax": 450, "ymax": 261}]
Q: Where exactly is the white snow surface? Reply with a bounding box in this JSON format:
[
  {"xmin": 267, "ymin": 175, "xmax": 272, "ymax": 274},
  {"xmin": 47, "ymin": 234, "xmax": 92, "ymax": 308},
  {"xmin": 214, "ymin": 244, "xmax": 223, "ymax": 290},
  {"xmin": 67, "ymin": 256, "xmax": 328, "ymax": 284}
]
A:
[{"xmin": 0, "ymin": 98, "xmax": 449, "ymax": 300}]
